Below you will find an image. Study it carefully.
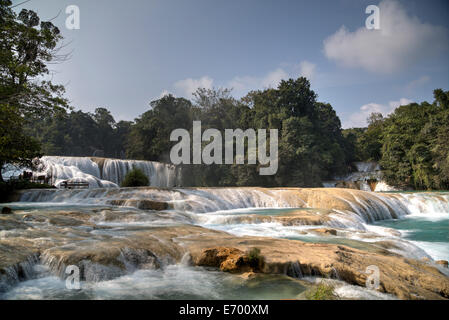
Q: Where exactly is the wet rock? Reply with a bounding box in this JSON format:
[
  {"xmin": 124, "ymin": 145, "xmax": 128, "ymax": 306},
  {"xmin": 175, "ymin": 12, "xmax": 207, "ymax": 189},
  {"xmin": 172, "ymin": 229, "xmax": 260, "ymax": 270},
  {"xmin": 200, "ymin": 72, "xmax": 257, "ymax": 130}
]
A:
[
  {"xmin": 1, "ymin": 207, "xmax": 12, "ymax": 214},
  {"xmin": 276, "ymin": 210, "xmax": 331, "ymax": 226},
  {"xmin": 107, "ymin": 199, "xmax": 169, "ymax": 211},
  {"xmin": 311, "ymin": 228, "xmax": 337, "ymax": 236},
  {"xmin": 335, "ymin": 181, "xmax": 360, "ymax": 190},
  {"xmin": 181, "ymin": 231, "xmax": 449, "ymax": 300},
  {"xmin": 0, "ymin": 239, "xmax": 41, "ymax": 292},
  {"xmin": 436, "ymin": 260, "xmax": 449, "ymax": 268},
  {"xmin": 197, "ymin": 247, "xmax": 251, "ymax": 273},
  {"xmin": 48, "ymin": 216, "xmax": 86, "ymax": 227},
  {"xmin": 373, "ymin": 240, "xmax": 402, "ymax": 250},
  {"xmin": 0, "ymin": 216, "xmax": 30, "ymax": 231},
  {"xmin": 239, "ymin": 272, "xmax": 257, "ymax": 280},
  {"xmin": 137, "ymin": 200, "xmax": 169, "ymax": 211}
]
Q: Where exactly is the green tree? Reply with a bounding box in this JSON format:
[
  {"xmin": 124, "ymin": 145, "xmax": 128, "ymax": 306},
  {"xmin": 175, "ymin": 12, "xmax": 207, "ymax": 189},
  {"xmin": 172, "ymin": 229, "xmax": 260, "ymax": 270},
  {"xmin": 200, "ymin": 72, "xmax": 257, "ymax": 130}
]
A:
[
  {"xmin": 379, "ymin": 90, "xmax": 449, "ymax": 190},
  {"xmin": 127, "ymin": 94, "xmax": 192, "ymax": 162},
  {"xmin": 0, "ymin": 2, "xmax": 68, "ymax": 116},
  {"xmin": 0, "ymin": 104, "xmax": 40, "ymax": 181},
  {"xmin": 0, "ymin": 1, "xmax": 68, "ymax": 177},
  {"xmin": 244, "ymin": 77, "xmax": 349, "ymax": 186}
]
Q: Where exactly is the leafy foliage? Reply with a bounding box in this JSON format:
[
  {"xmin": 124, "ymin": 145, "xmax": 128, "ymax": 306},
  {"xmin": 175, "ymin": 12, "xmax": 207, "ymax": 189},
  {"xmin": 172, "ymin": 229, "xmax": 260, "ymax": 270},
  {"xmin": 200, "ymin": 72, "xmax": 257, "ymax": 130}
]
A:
[
  {"xmin": 0, "ymin": 1, "xmax": 68, "ymax": 180},
  {"xmin": 305, "ymin": 282, "xmax": 339, "ymax": 300},
  {"xmin": 379, "ymin": 90, "xmax": 449, "ymax": 190},
  {"xmin": 25, "ymin": 108, "xmax": 132, "ymax": 158},
  {"xmin": 0, "ymin": 1, "xmax": 69, "ymax": 117},
  {"xmin": 120, "ymin": 167, "xmax": 149, "ymax": 187},
  {"xmin": 246, "ymin": 247, "xmax": 265, "ymax": 271},
  {"xmin": 345, "ymin": 89, "xmax": 449, "ymax": 190},
  {"xmin": 0, "ymin": 104, "xmax": 41, "ymax": 181}
]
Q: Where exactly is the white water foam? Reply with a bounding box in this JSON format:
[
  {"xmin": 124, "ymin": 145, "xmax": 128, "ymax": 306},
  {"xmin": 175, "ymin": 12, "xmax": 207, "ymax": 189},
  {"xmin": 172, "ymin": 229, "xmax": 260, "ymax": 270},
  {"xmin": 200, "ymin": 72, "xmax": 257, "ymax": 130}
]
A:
[{"xmin": 32, "ymin": 156, "xmax": 178, "ymax": 188}]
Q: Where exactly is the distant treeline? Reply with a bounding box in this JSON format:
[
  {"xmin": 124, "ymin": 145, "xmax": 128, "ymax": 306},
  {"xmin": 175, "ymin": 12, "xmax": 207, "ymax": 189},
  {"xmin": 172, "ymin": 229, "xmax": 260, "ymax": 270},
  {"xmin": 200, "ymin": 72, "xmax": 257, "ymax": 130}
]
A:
[
  {"xmin": 24, "ymin": 80, "xmax": 449, "ymax": 190},
  {"xmin": 26, "ymin": 78, "xmax": 354, "ymax": 187},
  {"xmin": 344, "ymin": 89, "xmax": 449, "ymax": 190}
]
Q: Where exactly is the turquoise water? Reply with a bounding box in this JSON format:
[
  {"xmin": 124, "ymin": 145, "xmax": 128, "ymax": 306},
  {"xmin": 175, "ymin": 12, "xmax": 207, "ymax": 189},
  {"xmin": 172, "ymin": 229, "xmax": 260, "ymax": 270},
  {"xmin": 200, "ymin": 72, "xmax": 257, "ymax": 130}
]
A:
[
  {"xmin": 202, "ymin": 207, "xmax": 304, "ymax": 216},
  {"xmin": 1, "ymin": 265, "xmax": 309, "ymax": 300},
  {"xmin": 375, "ymin": 217, "xmax": 449, "ymax": 243},
  {"xmin": 374, "ymin": 216, "xmax": 449, "ymax": 260}
]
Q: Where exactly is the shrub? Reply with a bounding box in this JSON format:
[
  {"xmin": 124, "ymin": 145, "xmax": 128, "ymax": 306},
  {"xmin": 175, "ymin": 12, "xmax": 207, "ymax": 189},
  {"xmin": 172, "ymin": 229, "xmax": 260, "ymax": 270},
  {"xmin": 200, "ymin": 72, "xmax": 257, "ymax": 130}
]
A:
[
  {"xmin": 120, "ymin": 167, "xmax": 149, "ymax": 187},
  {"xmin": 246, "ymin": 247, "xmax": 265, "ymax": 271},
  {"xmin": 305, "ymin": 282, "xmax": 339, "ymax": 300}
]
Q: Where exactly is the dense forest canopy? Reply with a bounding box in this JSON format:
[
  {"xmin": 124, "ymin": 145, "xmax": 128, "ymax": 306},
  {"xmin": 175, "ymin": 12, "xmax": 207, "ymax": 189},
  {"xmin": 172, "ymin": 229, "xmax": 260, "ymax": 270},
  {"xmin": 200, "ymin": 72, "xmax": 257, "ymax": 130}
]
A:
[
  {"xmin": 342, "ymin": 89, "xmax": 449, "ymax": 190},
  {"xmin": 1, "ymin": 2, "xmax": 448, "ymax": 190},
  {"xmin": 22, "ymin": 79, "xmax": 354, "ymax": 187},
  {"xmin": 23, "ymin": 82, "xmax": 449, "ymax": 190}
]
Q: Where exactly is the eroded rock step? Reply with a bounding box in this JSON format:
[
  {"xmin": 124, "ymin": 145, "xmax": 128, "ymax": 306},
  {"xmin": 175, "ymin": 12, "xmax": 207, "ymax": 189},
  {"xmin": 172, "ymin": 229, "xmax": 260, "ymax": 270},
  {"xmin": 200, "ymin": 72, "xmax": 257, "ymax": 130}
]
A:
[{"xmin": 1, "ymin": 212, "xmax": 448, "ymax": 300}]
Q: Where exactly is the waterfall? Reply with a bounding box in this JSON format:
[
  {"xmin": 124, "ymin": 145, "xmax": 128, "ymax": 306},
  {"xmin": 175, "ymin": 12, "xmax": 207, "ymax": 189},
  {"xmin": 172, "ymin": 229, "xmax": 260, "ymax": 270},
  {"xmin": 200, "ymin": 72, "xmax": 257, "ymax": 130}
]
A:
[
  {"xmin": 353, "ymin": 162, "xmax": 380, "ymax": 172},
  {"xmin": 32, "ymin": 156, "xmax": 177, "ymax": 188},
  {"xmin": 33, "ymin": 156, "xmax": 117, "ymax": 188},
  {"xmin": 325, "ymin": 161, "xmax": 397, "ymax": 192},
  {"xmin": 101, "ymin": 159, "xmax": 176, "ymax": 188},
  {"xmin": 17, "ymin": 187, "xmax": 449, "ymax": 223}
]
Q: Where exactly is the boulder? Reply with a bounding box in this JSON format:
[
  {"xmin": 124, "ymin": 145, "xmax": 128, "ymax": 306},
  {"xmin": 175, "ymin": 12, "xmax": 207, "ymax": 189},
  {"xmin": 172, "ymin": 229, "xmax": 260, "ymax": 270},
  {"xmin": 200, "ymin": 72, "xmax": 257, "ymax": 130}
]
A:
[
  {"xmin": 311, "ymin": 228, "xmax": 338, "ymax": 236},
  {"xmin": 436, "ymin": 260, "xmax": 449, "ymax": 268},
  {"xmin": 1, "ymin": 207, "xmax": 12, "ymax": 214},
  {"xmin": 107, "ymin": 199, "xmax": 169, "ymax": 211},
  {"xmin": 197, "ymin": 247, "xmax": 250, "ymax": 273}
]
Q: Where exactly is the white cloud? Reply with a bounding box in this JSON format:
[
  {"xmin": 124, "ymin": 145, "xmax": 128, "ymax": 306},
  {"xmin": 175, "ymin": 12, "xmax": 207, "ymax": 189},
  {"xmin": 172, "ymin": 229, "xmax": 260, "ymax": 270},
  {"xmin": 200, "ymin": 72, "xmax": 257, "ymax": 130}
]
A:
[
  {"xmin": 174, "ymin": 76, "xmax": 214, "ymax": 97},
  {"xmin": 323, "ymin": 0, "xmax": 449, "ymax": 73},
  {"xmin": 169, "ymin": 60, "xmax": 316, "ymax": 99},
  {"xmin": 344, "ymin": 97, "xmax": 412, "ymax": 128},
  {"xmin": 297, "ymin": 60, "xmax": 316, "ymax": 80},
  {"xmin": 405, "ymin": 75, "xmax": 430, "ymax": 91},
  {"xmin": 228, "ymin": 68, "xmax": 289, "ymax": 93},
  {"xmin": 227, "ymin": 61, "xmax": 315, "ymax": 95}
]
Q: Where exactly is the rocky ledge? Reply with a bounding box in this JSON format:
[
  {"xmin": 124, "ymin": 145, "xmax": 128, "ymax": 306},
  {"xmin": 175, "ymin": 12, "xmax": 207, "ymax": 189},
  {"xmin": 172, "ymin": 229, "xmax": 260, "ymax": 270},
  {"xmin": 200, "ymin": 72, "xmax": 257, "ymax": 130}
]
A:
[{"xmin": 0, "ymin": 207, "xmax": 448, "ymax": 300}]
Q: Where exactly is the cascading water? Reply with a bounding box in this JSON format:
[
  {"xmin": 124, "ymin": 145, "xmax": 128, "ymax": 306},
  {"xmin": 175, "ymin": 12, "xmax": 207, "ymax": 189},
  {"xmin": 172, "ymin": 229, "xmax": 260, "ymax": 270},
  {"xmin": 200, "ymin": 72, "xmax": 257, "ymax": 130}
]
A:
[
  {"xmin": 101, "ymin": 159, "xmax": 177, "ymax": 188},
  {"xmin": 2, "ymin": 187, "xmax": 448, "ymax": 299},
  {"xmin": 33, "ymin": 156, "xmax": 116, "ymax": 188},
  {"xmin": 325, "ymin": 161, "xmax": 397, "ymax": 192},
  {"xmin": 353, "ymin": 162, "xmax": 380, "ymax": 172},
  {"xmin": 31, "ymin": 156, "xmax": 178, "ymax": 188},
  {"xmin": 17, "ymin": 187, "xmax": 449, "ymax": 223}
]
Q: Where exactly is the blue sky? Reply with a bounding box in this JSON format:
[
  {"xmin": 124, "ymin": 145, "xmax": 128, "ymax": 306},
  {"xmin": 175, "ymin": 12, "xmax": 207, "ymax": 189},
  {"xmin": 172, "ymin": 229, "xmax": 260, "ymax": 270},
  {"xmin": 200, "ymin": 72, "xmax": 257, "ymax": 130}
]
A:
[{"xmin": 13, "ymin": 0, "xmax": 449, "ymax": 127}]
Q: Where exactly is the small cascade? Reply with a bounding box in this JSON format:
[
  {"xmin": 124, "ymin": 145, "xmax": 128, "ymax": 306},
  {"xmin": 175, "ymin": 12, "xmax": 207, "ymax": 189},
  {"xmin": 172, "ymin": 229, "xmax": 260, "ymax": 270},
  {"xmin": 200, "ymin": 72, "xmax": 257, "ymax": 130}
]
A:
[
  {"xmin": 353, "ymin": 162, "xmax": 380, "ymax": 172},
  {"xmin": 0, "ymin": 254, "xmax": 40, "ymax": 293},
  {"xmin": 325, "ymin": 161, "xmax": 397, "ymax": 192},
  {"xmin": 171, "ymin": 188, "xmax": 295, "ymax": 213},
  {"xmin": 17, "ymin": 187, "xmax": 449, "ymax": 226}
]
